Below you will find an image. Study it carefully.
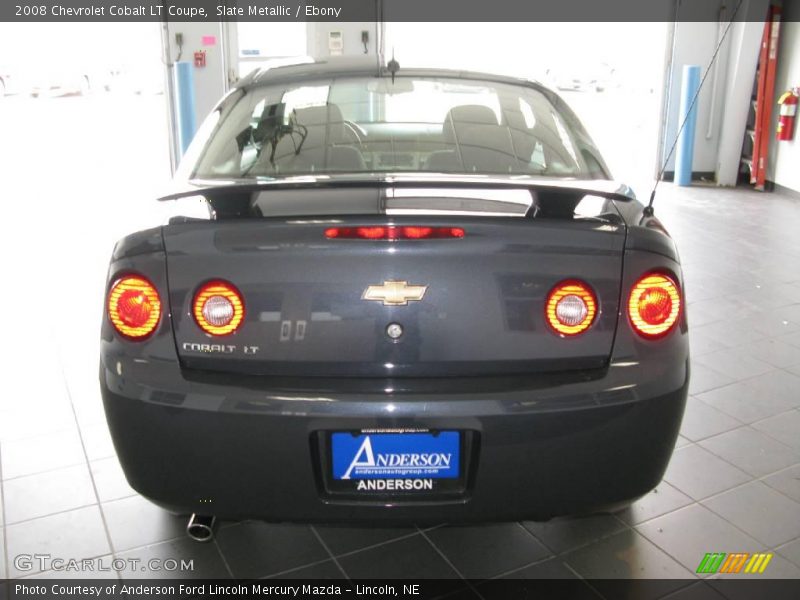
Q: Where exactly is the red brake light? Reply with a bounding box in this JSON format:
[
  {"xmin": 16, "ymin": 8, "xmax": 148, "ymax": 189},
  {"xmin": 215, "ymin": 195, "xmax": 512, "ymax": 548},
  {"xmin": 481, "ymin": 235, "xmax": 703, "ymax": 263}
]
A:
[
  {"xmin": 402, "ymin": 226, "xmax": 433, "ymax": 239},
  {"xmin": 324, "ymin": 226, "xmax": 465, "ymax": 240},
  {"xmin": 357, "ymin": 226, "xmax": 387, "ymax": 239},
  {"xmin": 545, "ymin": 280, "xmax": 597, "ymax": 336},
  {"xmin": 107, "ymin": 275, "xmax": 161, "ymax": 339},
  {"xmin": 628, "ymin": 273, "xmax": 681, "ymax": 338},
  {"xmin": 193, "ymin": 280, "xmax": 245, "ymax": 336}
]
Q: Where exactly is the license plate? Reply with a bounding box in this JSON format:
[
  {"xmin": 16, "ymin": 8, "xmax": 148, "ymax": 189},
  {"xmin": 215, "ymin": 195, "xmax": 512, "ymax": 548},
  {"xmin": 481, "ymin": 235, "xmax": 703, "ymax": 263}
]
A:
[{"xmin": 331, "ymin": 431, "xmax": 460, "ymax": 481}]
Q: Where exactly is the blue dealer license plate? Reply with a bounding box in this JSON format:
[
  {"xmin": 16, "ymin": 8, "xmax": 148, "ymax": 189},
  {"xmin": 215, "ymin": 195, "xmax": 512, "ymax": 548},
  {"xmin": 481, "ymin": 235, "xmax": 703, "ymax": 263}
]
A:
[{"xmin": 331, "ymin": 431, "xmax": 460, "ymax": 480}]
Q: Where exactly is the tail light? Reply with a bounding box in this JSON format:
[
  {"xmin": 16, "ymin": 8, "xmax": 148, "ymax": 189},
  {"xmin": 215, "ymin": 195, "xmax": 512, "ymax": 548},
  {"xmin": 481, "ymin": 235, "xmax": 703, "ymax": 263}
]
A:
[
  {"xmin": 107, "ymin": 275, "xmax": 161, "ymax": 339},
  {"xmin": 324, "ymin": 226, "xmax": 465, "ymax": 240},
  {"xmin": 193, "ymin": 280, "xmax": 245, "ymax": 336},
  {"xmin": 628, "ymin": 273, "xmax": 681, "ymax": 338},
  {"xmin": 545, "ymin": 280, "xmax": 597, "ymax": 336}
]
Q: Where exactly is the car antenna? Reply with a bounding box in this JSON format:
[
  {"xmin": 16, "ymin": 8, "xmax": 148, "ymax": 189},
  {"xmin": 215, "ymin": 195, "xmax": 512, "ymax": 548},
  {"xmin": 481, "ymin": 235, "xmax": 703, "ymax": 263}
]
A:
[
  {"xmin": 645, "ymin": 0, "xmax": 743, "ymax": 217},
  {"xmin": 387, "ymin": 50, "xmax": 400, "ymax": 84}
]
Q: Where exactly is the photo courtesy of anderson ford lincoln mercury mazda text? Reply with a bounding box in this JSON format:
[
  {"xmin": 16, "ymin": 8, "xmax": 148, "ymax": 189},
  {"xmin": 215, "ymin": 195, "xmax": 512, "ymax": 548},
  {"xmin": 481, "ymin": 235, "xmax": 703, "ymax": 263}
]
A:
[{"xmin": 100, "ymin": 58, "xmax": 688, "ymax": 541}]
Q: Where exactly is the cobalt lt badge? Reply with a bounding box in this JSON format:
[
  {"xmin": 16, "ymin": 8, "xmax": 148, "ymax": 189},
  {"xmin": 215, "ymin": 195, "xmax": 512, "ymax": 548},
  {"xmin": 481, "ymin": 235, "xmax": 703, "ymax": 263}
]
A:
[{"xmin": 362, "ymin": 281, "xmax": 427, "ymax": 306}]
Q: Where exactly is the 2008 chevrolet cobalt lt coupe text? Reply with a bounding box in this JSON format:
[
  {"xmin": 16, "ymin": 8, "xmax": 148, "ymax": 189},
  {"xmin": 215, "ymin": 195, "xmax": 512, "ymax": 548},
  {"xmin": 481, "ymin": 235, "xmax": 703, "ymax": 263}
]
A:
[{"xmin": 100, "ymin": 59, "xmax": 688, "ymax": 539}]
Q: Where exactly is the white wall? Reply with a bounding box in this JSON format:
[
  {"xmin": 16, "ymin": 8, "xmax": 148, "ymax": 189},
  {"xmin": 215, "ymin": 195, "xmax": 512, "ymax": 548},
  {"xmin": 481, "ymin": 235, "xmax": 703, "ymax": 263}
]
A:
[
  {"xmin": 163, "ymin": 21, "xmax": 230, "ymax": 121},
  {"xmin": 715, "ymin": 19, "xmax": 763, "ymax": 185},
  {"xmin": 662, "ymin": 0, "xmax": 770, "ymax": 180},
  {"xmin": 306, "ymin": 22, "xmax": 380, "ymax": 58},
  {"xmin": 768, "ymin": 1, "xmax": 800, "ymax": 193},
  {"xmin": 162, "ymin": 21, "xmax": 236, "ymax": 171},
  {"xmin": 663, "ymin": 21, "xmax": 729, "ymax": 174}
]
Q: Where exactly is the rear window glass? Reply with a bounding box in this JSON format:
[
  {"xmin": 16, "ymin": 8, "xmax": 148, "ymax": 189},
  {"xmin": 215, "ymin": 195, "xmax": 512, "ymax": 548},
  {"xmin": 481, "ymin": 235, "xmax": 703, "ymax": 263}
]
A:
[{"xmin": 190, "ymin": 76, "xmax": 606, "ymax": 180}]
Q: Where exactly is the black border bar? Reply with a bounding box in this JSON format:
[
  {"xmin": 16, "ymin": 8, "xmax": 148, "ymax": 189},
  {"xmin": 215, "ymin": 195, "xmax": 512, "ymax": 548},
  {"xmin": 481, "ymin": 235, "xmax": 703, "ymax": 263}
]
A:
[
  {"xmin": 1, "ymin": 0, "xmax": 792, "ymax": 23},
  {"xmin": 3, "ymin": 579, "xmax": 800, "ymax": 600}
]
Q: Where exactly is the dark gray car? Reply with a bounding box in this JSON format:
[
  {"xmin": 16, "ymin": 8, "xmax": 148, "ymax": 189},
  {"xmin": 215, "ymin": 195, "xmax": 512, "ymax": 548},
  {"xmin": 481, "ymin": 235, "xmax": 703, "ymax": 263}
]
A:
[{"xmin": 100, "ymin": 59, "xmax": 688, "ymax": 536}]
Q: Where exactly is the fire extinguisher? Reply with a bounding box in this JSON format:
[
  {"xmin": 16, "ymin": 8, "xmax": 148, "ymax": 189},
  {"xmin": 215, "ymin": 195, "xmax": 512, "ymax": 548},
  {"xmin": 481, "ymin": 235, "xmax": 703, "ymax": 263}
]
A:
[{"xmin": 777, "ymin": 89, "xmax": 798, "ymax": 141}]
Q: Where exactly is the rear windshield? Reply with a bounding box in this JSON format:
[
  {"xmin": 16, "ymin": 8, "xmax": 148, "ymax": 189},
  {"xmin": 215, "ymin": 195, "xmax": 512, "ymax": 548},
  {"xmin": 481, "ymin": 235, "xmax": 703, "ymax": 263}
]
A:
[{"xmin": 189, "ymin": 75, "xmax": 607, "ymax": 180}]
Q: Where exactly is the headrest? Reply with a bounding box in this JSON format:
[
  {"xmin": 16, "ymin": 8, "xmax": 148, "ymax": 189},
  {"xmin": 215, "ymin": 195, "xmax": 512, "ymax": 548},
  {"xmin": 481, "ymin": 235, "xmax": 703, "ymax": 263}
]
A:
[
  {"xmin": 290, "ymin": 103, "xmax": 345, "ymax": 127},
  {"xmin": 447, "ymin": 104, "xmax": 500, "ymax": 125},
  {"xmin": 442, "ymin": 104, "xmax": 501, "ymax": 142},
  {"xmin": 288, "ymin": 103, "xmax": 346, "ymax": 144}
]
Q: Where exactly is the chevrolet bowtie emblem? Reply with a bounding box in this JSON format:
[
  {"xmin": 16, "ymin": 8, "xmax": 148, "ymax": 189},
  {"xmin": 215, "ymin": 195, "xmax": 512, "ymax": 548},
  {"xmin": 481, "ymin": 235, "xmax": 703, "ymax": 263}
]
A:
[{"xmin": 362, "ymin": 281, "xmax": 428, "ymax": 306}]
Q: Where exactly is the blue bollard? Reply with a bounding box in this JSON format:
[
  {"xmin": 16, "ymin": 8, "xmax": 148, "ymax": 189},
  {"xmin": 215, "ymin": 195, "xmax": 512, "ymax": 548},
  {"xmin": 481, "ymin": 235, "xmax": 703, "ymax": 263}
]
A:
[
  {"xmin": 174, "ymin": 61, "xmax": 197, "ymax": 157},
  {"xmin": 675, "ymin": 65, "xmax": 701, "ymax": 187}
]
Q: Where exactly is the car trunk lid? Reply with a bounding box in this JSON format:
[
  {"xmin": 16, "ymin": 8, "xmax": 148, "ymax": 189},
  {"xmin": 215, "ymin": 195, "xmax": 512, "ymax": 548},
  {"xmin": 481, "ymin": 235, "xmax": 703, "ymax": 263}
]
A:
[{"xmin": 163, "ymin": 183, "xmax": 626, "ymax": 377}]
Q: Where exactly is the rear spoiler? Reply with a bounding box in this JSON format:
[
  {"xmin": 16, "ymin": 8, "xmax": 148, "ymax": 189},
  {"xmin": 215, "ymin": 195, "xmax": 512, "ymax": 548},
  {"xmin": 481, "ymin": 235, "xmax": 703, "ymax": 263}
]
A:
[
  {"xmin": 157, "ymin": 177, "xmax": 637, "ymax": 222},
  {"xmin": 158, "ymin": 176, "xmax": 637, "ymax": 203}
]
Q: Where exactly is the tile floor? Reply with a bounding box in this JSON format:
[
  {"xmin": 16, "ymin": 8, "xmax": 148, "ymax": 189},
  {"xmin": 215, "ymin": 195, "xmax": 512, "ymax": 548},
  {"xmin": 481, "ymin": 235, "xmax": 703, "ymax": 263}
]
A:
[{"xmin": 2, "ymin": 184, "xmax": 800, "ymax": 591}]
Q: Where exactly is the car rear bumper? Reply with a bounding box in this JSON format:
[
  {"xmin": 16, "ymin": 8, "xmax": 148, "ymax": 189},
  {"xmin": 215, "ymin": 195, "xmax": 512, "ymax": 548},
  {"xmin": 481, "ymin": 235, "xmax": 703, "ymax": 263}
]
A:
[{"xmin": 101, "ymin": 356, "xmax": 688, "ymax": 523}]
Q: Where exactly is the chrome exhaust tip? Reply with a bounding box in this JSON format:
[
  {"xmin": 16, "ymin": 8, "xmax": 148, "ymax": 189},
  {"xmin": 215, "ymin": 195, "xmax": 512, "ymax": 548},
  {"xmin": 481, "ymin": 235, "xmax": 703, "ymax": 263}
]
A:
[{"xmin": 186, "ymin": 514, "xmax": 217, "ymax": 543}]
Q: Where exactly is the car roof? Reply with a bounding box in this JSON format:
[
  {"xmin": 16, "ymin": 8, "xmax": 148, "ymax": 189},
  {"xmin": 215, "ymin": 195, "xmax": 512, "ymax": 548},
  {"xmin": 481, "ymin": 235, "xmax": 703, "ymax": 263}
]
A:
[{"xmin": 240, "ymin": 56, "xmax": 546, "ymax": 93}]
